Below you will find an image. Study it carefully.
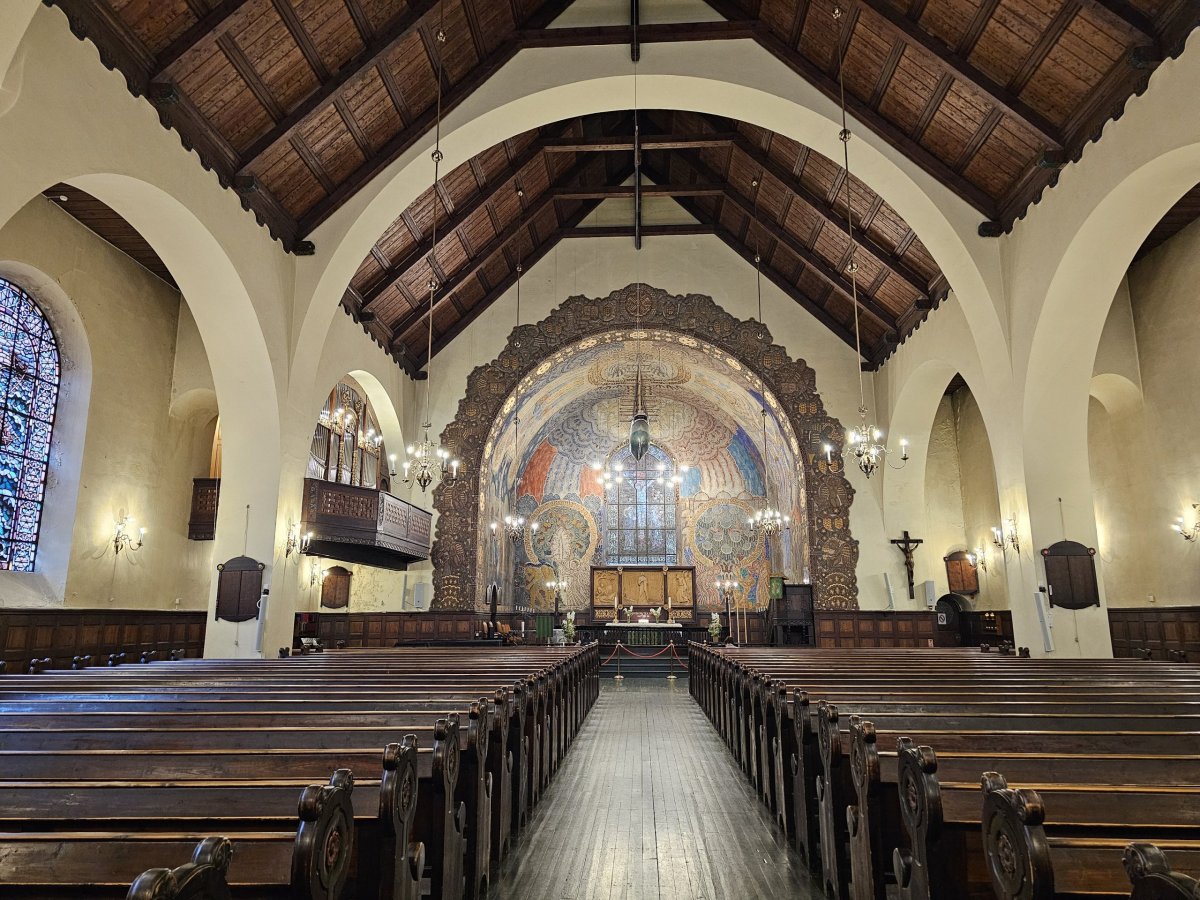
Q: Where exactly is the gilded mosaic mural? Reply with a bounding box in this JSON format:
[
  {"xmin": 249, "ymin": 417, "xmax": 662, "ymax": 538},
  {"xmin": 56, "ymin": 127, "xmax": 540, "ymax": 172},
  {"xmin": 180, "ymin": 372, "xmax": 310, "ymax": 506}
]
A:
[{"xmin": 431, "ymin": 285, "xmax": 858, "ymax": 612}]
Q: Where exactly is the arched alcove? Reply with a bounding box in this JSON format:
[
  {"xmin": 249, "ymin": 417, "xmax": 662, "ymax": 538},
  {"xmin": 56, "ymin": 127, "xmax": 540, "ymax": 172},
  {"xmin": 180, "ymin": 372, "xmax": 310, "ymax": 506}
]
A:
[{"xmin": 431, "ymin": 283, "xmax": 858, "ymax": 612}]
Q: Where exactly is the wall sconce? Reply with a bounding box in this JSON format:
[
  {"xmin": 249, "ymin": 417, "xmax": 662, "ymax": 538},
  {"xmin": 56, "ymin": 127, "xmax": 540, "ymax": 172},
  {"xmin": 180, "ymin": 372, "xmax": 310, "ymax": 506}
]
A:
[
  {"xmin": 388, "ymin": 453, "xmax": 398, "ymax": 477},
  {"xmin": 308, "ymin": 560, "xmax": 328, "ymax": 587},
  {"xmin": 992, "ymin": 518, "xmax": 1020, "ymax": 556},
  {"xmin": 970, "ymin": 546, "xmax": 987, "ymax": 572},
  {"xmin": 113, "ymin": 516, "xmax": 145, "ymax": 555},
  {"xmin": 1172, "ymin": 503, "xmax": 1200, "ymax": 541},
  {"xmin": 285, "ymin": 522, "xmax": 312, "ymax": 559}
]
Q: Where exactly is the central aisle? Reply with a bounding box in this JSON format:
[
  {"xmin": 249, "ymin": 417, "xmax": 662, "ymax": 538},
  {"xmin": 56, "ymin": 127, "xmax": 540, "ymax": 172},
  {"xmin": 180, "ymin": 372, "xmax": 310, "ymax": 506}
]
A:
[{"xmin": 492, "ymin": 679, "xmax": 820, "ymax": 899}]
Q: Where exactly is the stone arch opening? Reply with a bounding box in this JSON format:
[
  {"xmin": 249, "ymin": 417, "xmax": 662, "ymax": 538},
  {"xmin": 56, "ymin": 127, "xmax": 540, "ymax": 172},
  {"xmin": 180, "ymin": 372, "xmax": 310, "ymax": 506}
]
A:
[{"xmin": 430, "ymin": 283, "xmax": 859, "ymax": 612}]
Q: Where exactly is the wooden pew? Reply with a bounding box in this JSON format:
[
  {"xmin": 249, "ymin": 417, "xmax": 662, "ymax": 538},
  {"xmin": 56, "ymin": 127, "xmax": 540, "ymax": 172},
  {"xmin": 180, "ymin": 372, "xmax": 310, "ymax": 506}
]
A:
[
  {"xmin": 687, "ymin": 644, "xmax": 1200, "ymax": 900},
  {"xmin": 0, "ymin": 770, "xmax": 360, "ymax": 899}
]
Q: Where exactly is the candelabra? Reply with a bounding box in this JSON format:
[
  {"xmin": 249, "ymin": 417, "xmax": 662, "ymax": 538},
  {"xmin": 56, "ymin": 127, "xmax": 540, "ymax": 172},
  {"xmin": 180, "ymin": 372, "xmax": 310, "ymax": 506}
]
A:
[
  {"xmin": 714, "ymin": 569, "xmax": 739, "ymax": 644},
  {"xmin": 544, "ymin": 578, "xmax": 568, "ymax": 618},
  {"xmin": 308, "ymin": 560, "xmax": 327, "ymax": 588},
  {"xmin": 970, "ymin": 546, "xmax": 988, "ymax": 573},
  {"xmin": 992, "ymin": 518, "xmax": 1020, "ymax": 556},
  {"xmin": 285, "ymin": 522, "xmax": 312, "ymax": 559},
  {"xmin": 113, "ymin": 517, "xmax": 145, "ymax": 555},
  {"xmin": 748, "ymin": 506, "xmax": 790, "ymax": 536},
  {"xmin": 401, "ymin": 422, "xmax": 460, "ymax": 492},
  {"xmin": 1172, "ymin": 504, "xmax": 1200, "ymax": 542},
  {"xmin": 494, "ymin": 514, "xmax": 536, "ymax": 544}
]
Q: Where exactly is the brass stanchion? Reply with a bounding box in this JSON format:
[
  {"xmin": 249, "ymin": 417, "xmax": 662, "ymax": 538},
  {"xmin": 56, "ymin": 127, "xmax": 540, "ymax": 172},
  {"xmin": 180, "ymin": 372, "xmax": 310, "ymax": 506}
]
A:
[
  {"xmin": 666, "ymin": 640, "xmax": 677, "ymax": 681},
  {"xmin": 613, "ymin": 642, "xmax": 624, "ymax": 681}
]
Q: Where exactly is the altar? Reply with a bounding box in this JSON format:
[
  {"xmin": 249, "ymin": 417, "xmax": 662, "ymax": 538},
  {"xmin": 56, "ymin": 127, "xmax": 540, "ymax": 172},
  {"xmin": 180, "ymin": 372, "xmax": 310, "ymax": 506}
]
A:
[{"xmin": 591, "ymin": 565, "xmax": 696, "ymax": 622}]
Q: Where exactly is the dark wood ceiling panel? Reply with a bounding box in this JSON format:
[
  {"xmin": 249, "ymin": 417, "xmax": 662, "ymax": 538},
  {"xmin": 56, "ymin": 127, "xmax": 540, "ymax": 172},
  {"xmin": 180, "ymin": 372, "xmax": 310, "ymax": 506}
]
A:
[
  {"xmin": 42, "ymin": 185, "xmax": 178, "ymax": 289},
  {"xmin": 52, "ymin": 0, "xmax": 1195, "ymax": 255},
  {"xmin": 111, "ymin": 0, "xmax": 195, "ymax": 53},
  {"xmin": 1135, "ymin": 181, "xmax": 1200, "ymax": 261},
  {"xmin": 341, "ymin": 68, "xmax": 404, "ymax": 149},
  {"xmin": 293, "ymin": 0, "xmax": 364, "ymax": 72}
]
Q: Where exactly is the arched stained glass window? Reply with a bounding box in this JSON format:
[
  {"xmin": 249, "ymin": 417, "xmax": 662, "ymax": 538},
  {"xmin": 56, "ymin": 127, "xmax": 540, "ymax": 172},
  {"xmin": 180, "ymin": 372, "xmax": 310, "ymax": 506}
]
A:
[
  {"xmin": 604, "ymin": 444, "xmax": 678, "ymax": 565},
  {"xmin": 0, "ymin": 279, "xmax": 59, "ymax": 571}
]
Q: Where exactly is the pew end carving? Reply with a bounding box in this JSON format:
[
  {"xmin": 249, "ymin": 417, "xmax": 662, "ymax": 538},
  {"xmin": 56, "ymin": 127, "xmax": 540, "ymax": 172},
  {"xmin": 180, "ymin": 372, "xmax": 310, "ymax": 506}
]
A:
[
  {"xmin": 980, "ymin": 772, "xmax": 1054, "ymax": 900},
  {"xmin": 292, "ymin": 768, "xmax": 356, "ymax": 900},
  {"xmin": 380, "ymin": 737, "xmax": 423, "ymax": 900},
  {"xmin": 1125, "ymin": 843, "xmax": 1200, "ymax": 899},
  {"xmin": 126, "ymin": 836, "xmax": 234, "ymax": 900}
]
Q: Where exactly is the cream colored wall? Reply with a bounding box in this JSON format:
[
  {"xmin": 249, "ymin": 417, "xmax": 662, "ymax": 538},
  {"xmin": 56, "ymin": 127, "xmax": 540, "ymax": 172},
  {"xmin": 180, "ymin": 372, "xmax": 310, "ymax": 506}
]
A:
[
  {"xmin": 1085, "ymin": 214, "xmax": 1200, "ymax": 610},
  {"xmin": 921, "ymin": 396, "xmax": 966, "ymax": 600},
  {"xmin": 0, "ymin": 196, "xmax": 217, "ymax": 609},
  {"xmin": 952, "ymin": 388, "xmax": 1008, "ymax": 609}
]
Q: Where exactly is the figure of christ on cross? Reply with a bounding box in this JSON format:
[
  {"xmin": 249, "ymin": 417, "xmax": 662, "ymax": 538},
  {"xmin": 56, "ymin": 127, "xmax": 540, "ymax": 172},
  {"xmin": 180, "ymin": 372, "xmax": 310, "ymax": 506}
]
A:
[{"xmin": 890, "ymin": 530, "xmax": 924, "ymax": 600}]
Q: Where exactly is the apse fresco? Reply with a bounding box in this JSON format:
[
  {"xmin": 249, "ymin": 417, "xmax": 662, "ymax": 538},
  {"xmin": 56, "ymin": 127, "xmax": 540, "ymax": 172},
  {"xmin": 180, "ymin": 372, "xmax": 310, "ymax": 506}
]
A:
[{"xmin": 479, "ymin": 333, "xmax": 807, "ymax": 612}]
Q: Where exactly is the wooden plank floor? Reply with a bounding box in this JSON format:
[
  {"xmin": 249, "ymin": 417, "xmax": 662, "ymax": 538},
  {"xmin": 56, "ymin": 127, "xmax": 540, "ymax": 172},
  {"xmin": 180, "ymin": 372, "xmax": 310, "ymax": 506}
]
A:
[{"xmin": 491, "ymin": 678, "xmax": 820, "ymax": 899}]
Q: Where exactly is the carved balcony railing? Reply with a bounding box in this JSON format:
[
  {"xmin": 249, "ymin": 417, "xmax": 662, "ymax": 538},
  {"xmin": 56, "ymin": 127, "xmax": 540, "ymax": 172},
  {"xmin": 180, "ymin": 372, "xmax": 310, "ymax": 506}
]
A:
[
  {"xmin": 187, "ymin": 478, "xmax": 220, "ymax": 541},
  {"xmin": 300, "ymin": 478, "xmax": 432, "ymax": 570}
]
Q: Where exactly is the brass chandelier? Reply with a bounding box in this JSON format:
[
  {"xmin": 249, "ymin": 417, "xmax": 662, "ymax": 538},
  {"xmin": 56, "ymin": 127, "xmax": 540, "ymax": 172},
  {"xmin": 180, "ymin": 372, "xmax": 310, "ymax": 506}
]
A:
[
  {"xmin": 829, "ymin": 4, "xmax": 909, "ymax": 480},
  {"xmin": 401, "ymin": 7, "xmax": 461, "ymax": 494}
]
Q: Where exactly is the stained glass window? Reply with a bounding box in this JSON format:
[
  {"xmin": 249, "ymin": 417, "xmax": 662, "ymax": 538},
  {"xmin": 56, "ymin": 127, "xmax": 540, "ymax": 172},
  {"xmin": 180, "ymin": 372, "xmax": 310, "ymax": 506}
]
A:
[
  {"xmin": 0, "ymin": 279, "xmax": 59, "ymax": 572},
  {"xmin": 604, "ymin": 444, "xmax": 678, "ymax": 565}
]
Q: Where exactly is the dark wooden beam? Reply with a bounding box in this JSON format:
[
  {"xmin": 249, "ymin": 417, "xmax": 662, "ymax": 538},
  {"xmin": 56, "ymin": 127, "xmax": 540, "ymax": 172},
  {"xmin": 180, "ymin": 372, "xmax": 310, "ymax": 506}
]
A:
[
  {"xmin": 391, "ymin": 153, "xmax": 626, "ymax": 341},
  {"xmin": 671, "ymin": 192, "xmax": 865, "ymax": 356},
  {"xmin": 151, "ymin": 0, "xmax": 255, "ymax": 79},
  {"xmin": 852, "ymin": 0, "xmax": 1064, "ymax": 149},
  {"xmin": 698, "ymin": 0, "xmax": 999, "ymax": 218},
  {"xmin": 516, "ymin": 20, "xmax": 758, "ymax": 47},
  {"xmin": 551, "ymin": 183, "xmax": 726, "ymax": 199},
  {"xmin": 542, "ymin": 133, "xmax": 740, "ymax": 152},
  {"xmin": 424, "ymin": 197, "xmax": 609, "ymax": 364},
  {"xmin": 232, "ymin": 0, "xmax": 441, "ymax": 177},
  {"xmin": 355, "ymin": 120, "xmax": 595, "ymax": 311},
  {"xmin": 727, "ymin": 133, "xmax": 932, "ymax": 297},
  {"xmin": 562, "ymin": 224, "xmax": 715, "ymax": 237},
  {"xmin": 1075, "ymin": 0, "xmax": 1159, "ymax": 43},
  {"xmin": 671, "ymin": 149, "xmax": 899, "ymax": 332}
]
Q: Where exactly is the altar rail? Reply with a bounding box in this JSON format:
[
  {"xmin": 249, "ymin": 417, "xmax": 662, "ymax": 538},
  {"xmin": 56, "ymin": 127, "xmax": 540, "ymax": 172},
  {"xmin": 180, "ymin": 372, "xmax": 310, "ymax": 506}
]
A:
[{"xmin": 577, "ymin": 624, "xmax": 712, "ymax": 647}]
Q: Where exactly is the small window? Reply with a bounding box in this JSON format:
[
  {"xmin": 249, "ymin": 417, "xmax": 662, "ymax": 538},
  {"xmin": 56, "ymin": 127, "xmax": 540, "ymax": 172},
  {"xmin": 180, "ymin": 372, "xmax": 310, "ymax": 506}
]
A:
[{"xmin": 0, "ymin": 278, "xmax": 60, "ymax": 572}]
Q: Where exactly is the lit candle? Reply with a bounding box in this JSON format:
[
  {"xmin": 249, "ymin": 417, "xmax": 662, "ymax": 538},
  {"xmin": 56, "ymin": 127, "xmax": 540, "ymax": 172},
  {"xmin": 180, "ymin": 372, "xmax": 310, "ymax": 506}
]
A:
[{"xmin": 823, "ymin": 443, "xmax": 832, "ymax": 463}]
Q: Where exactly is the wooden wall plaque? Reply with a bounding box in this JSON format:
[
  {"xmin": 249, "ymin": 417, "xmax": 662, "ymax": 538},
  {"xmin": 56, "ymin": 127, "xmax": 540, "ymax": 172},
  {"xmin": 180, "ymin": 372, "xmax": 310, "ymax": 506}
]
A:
[
  {"xmin": 943, "ymin": 550, "xmax": 980, "ymax": 596},
  {"xmin": 215, "ymin": 556, "xmax": 265, "ymax": 622},
  {"xmin": 320, "ymin": 566, "xmax": 352, "ymax": 609},
  {"xmin": 1040, "ymin": 540, "xmax": 1100, "ymax": 609}
]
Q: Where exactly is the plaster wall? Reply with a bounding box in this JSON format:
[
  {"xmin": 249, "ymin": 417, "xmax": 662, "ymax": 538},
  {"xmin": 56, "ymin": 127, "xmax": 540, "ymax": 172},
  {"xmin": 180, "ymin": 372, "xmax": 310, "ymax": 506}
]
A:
[
  {"xmin": 424, "ymin": 233, "xmax": 899, "ymax": 608},
  {"xmin": 953, "ymin": 388, "xmax": 1008, "ymax": 609},
  {"xmin": 921, "ymin": 396, "xmax": 966, "ymax": 600},
  {"xmin": 0, "ymin": 197, "xmax": 217, "ymax": 610}
]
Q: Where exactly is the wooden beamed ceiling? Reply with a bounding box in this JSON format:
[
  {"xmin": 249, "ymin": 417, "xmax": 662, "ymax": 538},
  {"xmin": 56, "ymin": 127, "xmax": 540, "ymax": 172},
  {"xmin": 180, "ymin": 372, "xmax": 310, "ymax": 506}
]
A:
[
  {"xmin": 46, "ymin": 0, "xmax": 1199, "ymax": 372},
  {"xmin": 49, "ymin": 0, "xmax": 1198, "ymax": 253},
  {"xmin": 342, "ymin": 109, "xmax": 948, "ymax": 373}
]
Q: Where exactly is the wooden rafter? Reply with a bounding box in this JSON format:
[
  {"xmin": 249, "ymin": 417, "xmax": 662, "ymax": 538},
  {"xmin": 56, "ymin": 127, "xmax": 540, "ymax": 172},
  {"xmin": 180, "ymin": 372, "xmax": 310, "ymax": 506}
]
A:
[
  {"xmin": 151, "ymin": 0, "xmax": 255, "ymax": 79},
  {"xmin": 390, "ymin": 151, "xmax": 632, "ymax": 348},
  {"xmin": 670, "ymin": 149, "xmax": 900, "ymax": 332}
]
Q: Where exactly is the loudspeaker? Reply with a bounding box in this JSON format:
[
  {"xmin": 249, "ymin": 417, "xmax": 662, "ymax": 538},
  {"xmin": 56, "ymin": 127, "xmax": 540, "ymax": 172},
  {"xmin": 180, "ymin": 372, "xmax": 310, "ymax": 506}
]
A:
[
  {"xmin": 922, "ymin": 580, "xmax": 936, "ymax": 609},
  {"xmin": 412, "ymin": 582, "xmax": 430, "ymax": 611},
  {"xmin": 882, "ymin": 572, "xmax": 895, "ymax": 609},
  {"xmin": 1034, "ymin": 590, "xmax": 1054, "ymax": 653}
]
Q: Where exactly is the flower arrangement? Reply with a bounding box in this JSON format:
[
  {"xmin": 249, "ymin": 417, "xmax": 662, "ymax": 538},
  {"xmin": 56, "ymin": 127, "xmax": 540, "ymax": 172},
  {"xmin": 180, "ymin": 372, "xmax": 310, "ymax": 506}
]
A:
[
  {"xmin": 562, "ymin": 611, "xmax": 576, "ymax": 643},
  {"xmin": 650, "ymin": 606, "xmax": 662, "ymax": 623},
  {"xmin": 622, "ymin": 605, "xmax": 635, "ymax": 622},
  {"xmin": 708, "ymin": 612, "xmax": 722, "ymax": 643}
]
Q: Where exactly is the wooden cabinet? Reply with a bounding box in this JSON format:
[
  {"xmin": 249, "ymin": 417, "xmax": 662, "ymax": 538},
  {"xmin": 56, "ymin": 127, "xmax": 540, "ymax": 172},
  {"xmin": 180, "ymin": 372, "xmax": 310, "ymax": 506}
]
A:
[
  {"xmin": 215, "ymin": 556, "xmax": 264, "ymax": 622},
  {"xmin": 943, "ymin": 550, "xmax": 980, "ymax": 595},
  {"xmin": 1040, "ymin": 541, "xmax": 1099, "ymax": 609}
]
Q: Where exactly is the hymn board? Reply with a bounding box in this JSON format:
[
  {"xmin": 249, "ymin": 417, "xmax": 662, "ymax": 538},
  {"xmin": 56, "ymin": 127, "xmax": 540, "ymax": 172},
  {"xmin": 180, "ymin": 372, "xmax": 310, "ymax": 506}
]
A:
[{"xmin": 590, "ymin": 566, "xmax": 697, "ymax": 622}]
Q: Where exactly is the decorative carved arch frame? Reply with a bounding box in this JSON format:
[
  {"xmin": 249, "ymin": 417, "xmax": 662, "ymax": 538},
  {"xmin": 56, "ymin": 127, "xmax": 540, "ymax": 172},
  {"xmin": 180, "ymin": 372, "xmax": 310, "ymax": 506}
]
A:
[{"xmin": 431, "ymin": 284, "xmax": 859, "ymax": 610}]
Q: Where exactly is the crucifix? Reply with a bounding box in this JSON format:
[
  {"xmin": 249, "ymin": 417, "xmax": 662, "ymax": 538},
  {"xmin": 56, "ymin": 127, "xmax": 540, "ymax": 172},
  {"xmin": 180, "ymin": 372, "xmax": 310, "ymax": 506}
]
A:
[{"xmin": 890, "ymin": 531, "xmax": 924, "ymax": 600}]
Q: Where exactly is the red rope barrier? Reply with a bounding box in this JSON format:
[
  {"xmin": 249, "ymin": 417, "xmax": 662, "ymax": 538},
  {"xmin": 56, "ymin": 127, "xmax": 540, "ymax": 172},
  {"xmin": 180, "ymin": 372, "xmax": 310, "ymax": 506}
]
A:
[{"xmin": 600, "ymin": 641, "xmax": 691, "ymax": 662}]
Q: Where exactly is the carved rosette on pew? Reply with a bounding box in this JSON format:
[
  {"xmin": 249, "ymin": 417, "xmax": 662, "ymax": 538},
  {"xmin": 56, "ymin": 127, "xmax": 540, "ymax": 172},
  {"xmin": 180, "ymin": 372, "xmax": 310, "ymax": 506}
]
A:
[
  {"xmin": 892, "ymin": 739, "xmax": 951, "ymax": 900},
  {"xmin": 127, "ymin": 836, "xmax": 235, "ymax": 900},
  {"xmin": 292, "ymin": 769, "xmax": 356, "ymax": 900},
  {"xmin": 380, "ymin": 737, "xmax": 423, "ymax": 900},
  {"xmin": 980, "ymin": 772, "xmax": 1055, "ymax": 900}
]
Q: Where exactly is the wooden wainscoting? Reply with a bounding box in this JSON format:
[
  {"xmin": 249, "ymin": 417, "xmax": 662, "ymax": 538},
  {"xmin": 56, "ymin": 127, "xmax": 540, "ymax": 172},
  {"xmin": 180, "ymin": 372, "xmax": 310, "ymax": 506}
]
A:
[
  {"xmin": 0, "ymin": 608, "xmax": 207, "ymax": 673},
  {"xmin": 295, "ymin": 611, "xmax": 498, "ymax": 648},
  {"xmin": 1108, "ymin": 606, "xmax": 1200, "ymax": 662},
  {"xmin": 813, "ymin": 610, "xmax": 939, "ymax": 648}
]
